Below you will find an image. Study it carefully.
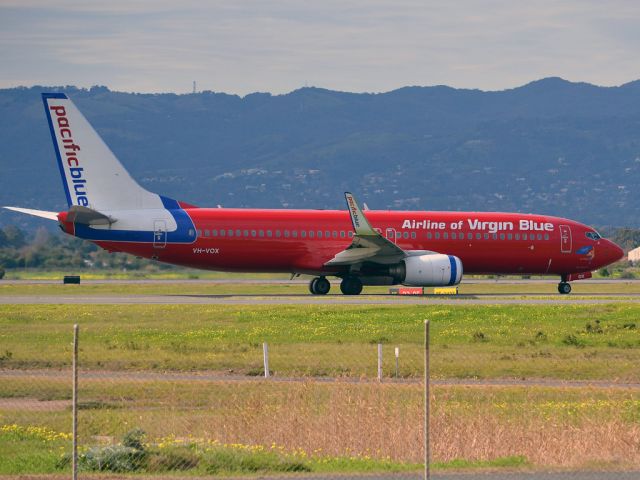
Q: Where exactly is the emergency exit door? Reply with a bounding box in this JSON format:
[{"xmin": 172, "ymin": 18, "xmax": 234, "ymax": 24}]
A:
[{"xmin": 559, "ymin": 225, "xmax": 572, "ymax": 253}]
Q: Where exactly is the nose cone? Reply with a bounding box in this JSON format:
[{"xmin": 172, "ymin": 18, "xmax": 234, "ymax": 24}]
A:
[{"xmin": 602, "ymin": 240, "xmax": 624, "ymax": 266}]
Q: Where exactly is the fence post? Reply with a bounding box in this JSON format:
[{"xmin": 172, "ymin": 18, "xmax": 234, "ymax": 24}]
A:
[
  {"xmin": 72, "ymin": 324, "xmax": 79, "ymax": 480},
  {"xmin": 395, "ymin": 347, "xmax": 400, "ymax": 378},
  {"xmin": 424, "ymin": 320, "xmax": 430, "ymax": 480},
  {"xmin": 263, "ymin": 342, "xmax": 270, "ymax": 378},
  {"xmin": 377, "ymin": 343, "xmax": 383, "ymax": 381}
]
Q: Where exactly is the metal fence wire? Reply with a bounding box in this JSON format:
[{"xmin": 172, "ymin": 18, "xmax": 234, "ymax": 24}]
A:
[{"xmin": 1, "ymin": 321, "xmax": 640, "ymax": 475}]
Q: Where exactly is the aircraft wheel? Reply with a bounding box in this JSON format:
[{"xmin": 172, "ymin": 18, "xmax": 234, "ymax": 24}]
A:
[
  {"xmin": 340, "ymin": 276, "xmax": 363, "ymax": 295},
  {"xmin": 558, "ymin": 282, "xmax": 572, "ymax": 295},
  {"xmin": 310, "ymin": 276, "xmax": 330, "ymax": 295}
]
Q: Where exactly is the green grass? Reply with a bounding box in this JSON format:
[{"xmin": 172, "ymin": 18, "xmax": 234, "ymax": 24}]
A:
[{"xmin": 0, "ymin": 303, "xmax": 639, "ymax": 380}]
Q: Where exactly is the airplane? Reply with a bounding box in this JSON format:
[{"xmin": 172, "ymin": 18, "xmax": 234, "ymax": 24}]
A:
[{"xmin": 4, "ymin": 93, "xmax": 625, "ymax": 295}]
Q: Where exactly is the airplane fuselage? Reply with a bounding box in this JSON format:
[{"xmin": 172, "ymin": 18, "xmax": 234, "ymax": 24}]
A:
[{"xmin": 59, "ymin": 208, "xmax": 622, "ymax": 279}]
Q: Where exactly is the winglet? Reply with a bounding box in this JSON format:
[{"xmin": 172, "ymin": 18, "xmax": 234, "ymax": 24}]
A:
[{"xmin": 345, "ymin": 192, "xmax": 376, "ymax": 236}]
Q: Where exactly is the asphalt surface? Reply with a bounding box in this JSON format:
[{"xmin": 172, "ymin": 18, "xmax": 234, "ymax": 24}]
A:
[{"xmin": 2, "ymin": 293, "xmax": 640, "ymax": 305}]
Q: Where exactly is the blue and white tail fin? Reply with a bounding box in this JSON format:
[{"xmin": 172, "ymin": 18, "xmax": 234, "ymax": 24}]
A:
[{"xmin": 42, "ymin": 93, "xmax": 162, "ymax": 211}]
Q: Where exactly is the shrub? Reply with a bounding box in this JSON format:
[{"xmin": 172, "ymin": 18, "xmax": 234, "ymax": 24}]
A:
[
  {"xmin": 562, "ymin": 334, "xmax": 584, "ymax": 348},
  {"xmin": 472, "ymin": 331, "xmax": 488, "ymax": 342},
  {"xmin": 0, "ymin": 267, "xmax": 4, "ymax": 279},
  {"xmin": 203, "ymin": 448, "xmax": 309, "ymax": 474},
  {"xmin": 147, "ymin": 447, "xmax": 199, "ymax": 471}
]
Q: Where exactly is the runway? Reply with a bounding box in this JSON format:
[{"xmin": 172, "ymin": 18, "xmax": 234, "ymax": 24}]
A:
[{"xmin": 2, "ymin": 293, "xmax": 640, "ymax": 305}]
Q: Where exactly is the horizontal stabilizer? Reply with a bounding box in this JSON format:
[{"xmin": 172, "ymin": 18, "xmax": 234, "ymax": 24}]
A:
[
  {"xmin": 3, "ymin": 206, "xmax": 58, "ymax": 221},
  {"xmin": 66, "ymin": 205, "xmax": 116, "ymax": 226}
]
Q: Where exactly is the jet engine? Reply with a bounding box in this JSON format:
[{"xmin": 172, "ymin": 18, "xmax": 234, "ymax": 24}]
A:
[{"xmin": 388, "ymin": 254, "xmax": 463, "ymax": 286}]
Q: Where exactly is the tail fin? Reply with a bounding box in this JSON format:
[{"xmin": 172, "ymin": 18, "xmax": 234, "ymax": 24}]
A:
[{"xmin": 42, "ymin": 93, "xmax": 162, "ymax": 211}]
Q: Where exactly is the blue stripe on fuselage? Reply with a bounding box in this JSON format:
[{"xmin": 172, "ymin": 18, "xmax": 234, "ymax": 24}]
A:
[
  {"xmin": 73, "ymin": 196, "xmax": 195, "ymax": 244},
  {"xmin": 448, "ymin": 255, "xmax": 457, "ymax": 285}
]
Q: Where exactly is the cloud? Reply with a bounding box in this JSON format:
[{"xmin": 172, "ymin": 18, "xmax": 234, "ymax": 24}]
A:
[{"xmin": 1, "ymin": 0, "xmax": 639, "ymax": 94}]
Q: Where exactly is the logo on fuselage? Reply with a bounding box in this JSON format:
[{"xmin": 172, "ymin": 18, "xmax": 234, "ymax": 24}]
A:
[{"xmin": 49, "ymin": 104, "xmax": 89, "ymax": 206}]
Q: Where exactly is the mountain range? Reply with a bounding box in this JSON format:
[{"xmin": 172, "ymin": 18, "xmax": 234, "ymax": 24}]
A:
[{"xmin": 2, "ymin": 77, "xmax": 640, "ymax": 229}]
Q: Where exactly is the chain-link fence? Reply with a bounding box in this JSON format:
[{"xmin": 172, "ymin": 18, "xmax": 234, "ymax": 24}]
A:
[{"xmin": 2, "ymin": 317, "xmax": 640, "ymax": 476}]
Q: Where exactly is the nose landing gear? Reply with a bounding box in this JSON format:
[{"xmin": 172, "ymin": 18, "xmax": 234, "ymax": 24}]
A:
[
  {"xmin": 309, "ymin": 276, "xmax": 331, "ymax": 295},
  {"xmin": 558, "ymin": 274, "xmax": 571, "ymax": 294},
  {"xmin": 558, "ymin": 282, "xmax": 572, "ymax": 294}
]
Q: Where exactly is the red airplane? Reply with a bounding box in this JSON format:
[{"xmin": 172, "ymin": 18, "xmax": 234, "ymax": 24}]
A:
[{"xmin": 4, "ymin": 93, "xmax": 624, "ymax": 295}]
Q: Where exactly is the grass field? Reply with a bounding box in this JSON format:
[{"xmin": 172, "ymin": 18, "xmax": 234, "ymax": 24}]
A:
[
  {"xmin": 1, "ymin": 377, "xmax": 638, "ymax": 473},
  {"xmin": 1, "ymin": 288, "xmax": 640, "ymax": 474},
  {"xmin": 1, "ymin": 303, "xmax": 639, "ymax": 380}
]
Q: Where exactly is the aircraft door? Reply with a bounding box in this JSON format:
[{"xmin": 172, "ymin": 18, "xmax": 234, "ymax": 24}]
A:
[
  {"xmin": 386, "ymin": 228, "xmax": 397, "ymax": 243},
  {"xmin": 559, "ymin": 225, "xmax": 572, "ymax": 253},
  {"xmin": 153, "ymin": 220, "xmax": 167, "ymax": 248}
]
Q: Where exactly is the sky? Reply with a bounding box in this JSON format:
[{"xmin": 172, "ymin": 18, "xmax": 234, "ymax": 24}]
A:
[{"xmin": 1, "ymin": 0, "xmax": 639, "ymax": 95}]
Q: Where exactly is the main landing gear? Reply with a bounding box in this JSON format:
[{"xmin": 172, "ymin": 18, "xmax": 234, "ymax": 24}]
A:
[
  {"xmin": 308, "ymin": 276, "xmax": 364, "ymax": 295},
  {"xmin": 558, "ymin": 274, "xmax": 572, "ymax": 295},
  {"xmin": 309, "ymin": 276, "xmax": 331, "ymax": 295},
  {"xmin": 340, "ymin": 276, "xmax": 363, "ymax": 295}
]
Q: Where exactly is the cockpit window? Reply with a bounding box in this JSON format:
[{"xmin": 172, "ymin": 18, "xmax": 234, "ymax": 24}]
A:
[{"xmin": 585, "ymin": 231, "xmax": 601, "ymax": 240}]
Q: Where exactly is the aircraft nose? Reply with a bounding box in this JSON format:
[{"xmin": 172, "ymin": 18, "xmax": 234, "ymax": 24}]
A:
[{"xmin": 604, "ymin": 240, "xmax": 624, "ymax": 265}]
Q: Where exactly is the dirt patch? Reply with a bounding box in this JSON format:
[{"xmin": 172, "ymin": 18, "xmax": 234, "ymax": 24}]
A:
[{"xmin": 0, "ymin": 397, "xmax": 69, "ymax": 411}]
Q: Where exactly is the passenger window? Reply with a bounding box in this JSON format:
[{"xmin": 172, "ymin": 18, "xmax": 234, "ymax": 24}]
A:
[
  {"xmin": 492, "ymin": 234, "xmax": 497, "ymax": 240},
  {"xmin": 251, "ymin": 230, "xmax": 257, "ymax": 237},
  {"xmin": 467, "ymin": 233, "xmax": 472, "ymax": 240},
  {"xmin": 537, "ymin": 233, "xmax": 542, "ymax": 240},
  {"xmin": 259, "ymin": 230, "xmax": 264, "ymax": 237},
  {"xmin": 515, "ymin": 233, "xmax": 520, "ymax": 240},
  {"xmin": 507, "ymin": 233, "xmax": 512, "ymax": 240},
  {"xmin": 404, "ymin": 232, "xmax": 409, "ymax": 239},
  {"xmin": 309, "ymin": 231, "xmax": 315, "ymax": 238},
  {"xmin": 451, "ymin": 232, "xmax": 456, "ymax": 240},
  {"xmin": 476, "ymin": 233, "xmax": 481, "ymax": 240},
  {"xmin": 204, "ymin": 229, "xmax": 210, "ymax": 237},
  {"xmin": 435, "ymin": 232, "xmax": 440, "ymax": 239},
  {"xmin": 212, "ymin": 229, "xmax": 218, "ymax": 237},
  {"xmin": 228, "ymin": 229, "xmax": 234, "ymax": 237},
  {"xmin": 292, "ymin": 231, "xmax": 298, "ymax": 238},
  {"xmin": 284, "ymin": 230, "xmax": 290, "ymax": 238},
  {"xmin": 500, "ymin": 233, "xmax": 505, "ymax": 240},
  {"xmin": 427, "ymin": 232, "xmax": 432, "ymax": 240},
  {"xmin": 348, "ymin": 231, "xmax": 354, "ymax": 238},
  {"xmin": 267, "ymin": 230, "xmax": 272, "ymax": 237},
  {"xmin": 317, "ymin": 231, "xmax": 323, "ymax": 238},
  {"xmin": 243, "ymin": 230, "xmax": 248, "ymax": 237},
  {"xmin": 189, "ymin": 229, "xmax": 195, "ymax": 237},
  {"xmin": 301, "ymin": 231, "xmax": 306, "ymax": 238},
  {"xmin": 197, "ymin": 229, "xmax": 202, "ymax": 237},
  {"xmin": 544, "ymin": 234, "xmax": 549, "ymax": 240},
  {"xmin": 332, "ymin": 231, "xmax": 337, "ymax": 238},
  {"xmin": 484, "ymin": 233, "xmax": 489, "ymax": 240},
  {"xmin": 340, "ymin": 231, "xmax": 345, "ymax": 238},
  {"xmin": 325, "ymin": 231, "xmax": 330, "ymax": 238},
  {"xmin": 522, "ymin": 233, "xmax": 528, "ymax": 240},
  {"xmin": 236, "ymin": 229, "xmax": 241, "ymax": 237},
  {"xmin": 219, "ymin": 229, "xmax": 225, "ymax": 237},
  {"xmin": 276, "ymin": 230, "xmax": 281, "ymax": 238},
  {"xmin": 443, "ymin": 232, "xmax": 448, "ymax": 240},
  {"xmin": 411, "ymin": 232, "xmax": 416, "ymax": 239}
]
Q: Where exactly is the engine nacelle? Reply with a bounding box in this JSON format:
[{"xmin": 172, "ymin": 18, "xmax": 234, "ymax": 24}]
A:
[{"xmin": 390, "ymin": 254, "xmax": 463, "ymax": 287}]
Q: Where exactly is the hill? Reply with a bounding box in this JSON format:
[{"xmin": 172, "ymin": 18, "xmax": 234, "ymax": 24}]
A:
[{"xmin": 2, "ymin": 78, "xmax": 640, "ymax": 228}]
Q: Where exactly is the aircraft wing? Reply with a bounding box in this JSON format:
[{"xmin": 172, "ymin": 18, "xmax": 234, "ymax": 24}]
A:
[{"xmin": 325, "ymin": 193, "xmax": 407, "ymax": 266}]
